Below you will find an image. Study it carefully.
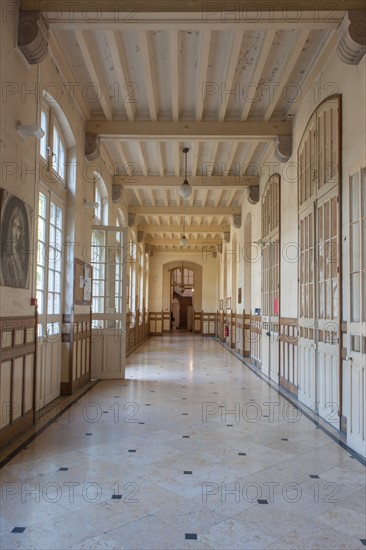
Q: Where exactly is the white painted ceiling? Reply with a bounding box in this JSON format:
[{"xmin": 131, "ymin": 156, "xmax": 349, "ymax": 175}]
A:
[{"xmin": 42, "ymin": 4, "xmax": 344, "ymax": 250}]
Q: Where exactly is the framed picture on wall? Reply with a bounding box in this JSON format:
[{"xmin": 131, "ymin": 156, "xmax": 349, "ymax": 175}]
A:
[
  {"xmin": 226, "ymin": 297, "xmax": 231, "ymax": 309},
  {"xmin": 0, "ymin": 190, "xmax": 32, "ymax": 289},
  {"xmin": 238, "ymin": 287, "xmax": 242, "ymax": 304}
]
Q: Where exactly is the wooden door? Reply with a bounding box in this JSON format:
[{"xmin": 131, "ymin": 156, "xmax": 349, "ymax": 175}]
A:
[
  {"xmin": 347, "ymin": 168, "xmax": 366, "ymax": 455},
  {"xmin": 90, "ymin": 226, "xmax": 128, "ymax": 379}
]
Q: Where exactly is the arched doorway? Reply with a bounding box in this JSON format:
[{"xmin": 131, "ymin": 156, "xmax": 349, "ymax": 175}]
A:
[{"xmin": 162, "ymin": 261, "xmax": 203, "ymax": 332}]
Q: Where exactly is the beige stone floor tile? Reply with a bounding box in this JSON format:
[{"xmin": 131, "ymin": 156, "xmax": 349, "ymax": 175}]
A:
[
  {"xmin": 106, "ymin": 514, "xmax": 186, "ymax": 550},
  {"xmin": 315, "ymin": 505, "xmax": 366, "ymax": 539},
  {"xmin": 197, "ymin": 517, "xmax": 277, "ymax": 549},
  {"xmin": 264, "ymin": 520, "xmax": 365, "ymax": 549},
  {"xmin": 1, "ymin": 335, "xmax": 364, "ymax": 550}
]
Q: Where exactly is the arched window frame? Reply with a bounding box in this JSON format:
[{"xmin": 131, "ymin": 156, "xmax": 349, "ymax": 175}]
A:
[
  {"xmin": 138, "ymin": 243, "xmax": 144, "ymax": 314},
  {"xmin": 144, "ymin": 252, "xmax": 149, "ymax": 312},
  {"xmin": 39, "ymin": 100, "xmax": 67, "ymax": 185},
  {"xmin": 128, "ymin": 232, "xmax": 137, "ymax": 319},
  {"xmin": 93, "ymin": 174, "xmax": 108, "ymax": 225}
]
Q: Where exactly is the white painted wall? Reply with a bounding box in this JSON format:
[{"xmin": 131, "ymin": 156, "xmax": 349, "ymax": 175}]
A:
[{"xmin": 148, "ymin": 251, "xmax": 218, "ymax": 312}]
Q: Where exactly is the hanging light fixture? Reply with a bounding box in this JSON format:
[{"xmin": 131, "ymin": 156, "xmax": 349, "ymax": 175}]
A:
[
  {"xmin": 179, "ymin": 147, "xmax": 192, "ymax": 198},
  {"xmin": 180, "ymin": 216, "xmax": 188, "ymax": 248}
]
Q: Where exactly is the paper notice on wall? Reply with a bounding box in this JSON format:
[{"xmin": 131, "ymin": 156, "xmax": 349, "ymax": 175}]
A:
[{"xmin": 83, "ymin": 267, "xmax": 91, "ymax": 301}]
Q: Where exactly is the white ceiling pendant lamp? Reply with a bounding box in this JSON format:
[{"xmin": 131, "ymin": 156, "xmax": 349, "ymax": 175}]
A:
[
  {"xmin": 179, "ymin": 147, "xmax": 192, "ymax": 199},
  {"xmin": 180, "ymin": 216, "xmax": 188, "ymax": 248}
]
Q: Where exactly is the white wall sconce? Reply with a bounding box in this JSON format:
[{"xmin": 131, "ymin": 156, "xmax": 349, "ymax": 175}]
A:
[
  {"xmin": 16, "ymin": 124, "xmax": 45, "ymax": 139},
  {"xmin": 84, "ymin": 200, "xmax": 99, "ymax": 209}
]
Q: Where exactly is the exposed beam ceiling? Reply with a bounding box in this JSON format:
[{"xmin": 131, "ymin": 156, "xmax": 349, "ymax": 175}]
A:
[{"xmin": 30, "ymin": 0, "xmax": 351, "ymax": 252}]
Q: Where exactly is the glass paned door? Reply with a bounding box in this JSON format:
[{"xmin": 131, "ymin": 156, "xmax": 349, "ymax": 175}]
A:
[
  {"xmin": 90, "ymin": 226, "xmax": 127, "ymax": 379},
  {"xmin": 36, "ymin": 191, "xmax": 64, "ymax": 408},
  {"xmin": 347, "ymin": 168, "xmax": 366, "ymax": 456}
]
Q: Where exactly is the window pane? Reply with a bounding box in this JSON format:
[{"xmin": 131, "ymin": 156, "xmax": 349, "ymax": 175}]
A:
[
  {"xmin": 48, "ymin": 270, "xmax": 54, "ymax": 292},
  {"xmin": 351, "ymin": 273, "xmax": 360, "ymax": 322},
  {"xmin": 48, "ymin": 292, "xmax": 54, "ymax": 314},
  {"xmin": 55, "ymin": 228, "xmax": 62, "ymax": 248},
  {"xmin": 361, "ymin": 168, "xmax": 366, "ymax": 218},
  {"xmin": 53, "ymin": 127, "xmax": 59, "ymax": 171},
  {"xmin": 39, "ymin": 193, "xmax": 47, "ymax": 218},
  {"xmin": 363, "ymin": 271, "xmax": 366, "ymax": 322},
  {"xmin": 37, "ymin": 265, "xmax": 44, "ymax": 290},
  {"xmin": 351, "ymin": 222, "xmax": 360, "ymax": 272},
  {"xmin": 55, "ymin": 249, "xmax": 62, "ymax": 272},
  {"xmin": 362, "ymin": 219, "xmax": 366, "ymax": 271},
  {"xmin": 38, "ymin": 218, "xmax": 46, "ymax": 242},
  {"xmin": 54, "ymin": 293, "xmax": 60, "ymax": 314},
  {"xmin": 40, "ymin": 111, "xmax": 48, "ymax": 159},
  {"xmin": 56, "ymin": 207, "xmax": 63, "ymax": 229},
  {"xmin": 55, "ymin": 272, "xmax": 61, "ymax": 292},
  {"xmin": 50, "ymin": 202, "xmax": 56, "ymax": 225},
  {"xmin": 59, "ymin": 143, "xmax": 65, "ymax": 179},
  {"xmin": 37, "ymin": 242, "xmax": 45, "ymax": 266},
  {"xmin": 36, "ymin": 290, "xmax": 44, "ymax": 315},
  {"xmin": 350, "ymin": 172, "xmax": 359, "ymax": 223},
  {"xmin": 49, "ymin": 224, "xmax": 55, "ymax": 245}
]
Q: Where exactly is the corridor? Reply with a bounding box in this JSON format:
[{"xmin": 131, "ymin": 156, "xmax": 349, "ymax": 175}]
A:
[{"xmin": 1, "ymin": 335, "xmax": 365, "ymax": 550}]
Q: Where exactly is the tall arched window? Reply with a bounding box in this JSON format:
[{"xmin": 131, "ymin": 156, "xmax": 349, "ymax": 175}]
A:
[
  {"xmin": 297, "ymin": 95, "xmax": 341, "ymax": 422},
  {"xmin": 261, "ymin": 174, "xmax": 280, "ymax": 317},
  {"xmin": 91, "ymin": 175, "xmax": 109, "ymax": 315},
  {"xmin": 144, "ymin": 252, "xmax": 149, "ymax": 312},
  {"xmin": 36, "ymin": 93, "xmax": 75, "ymax": 408},
  {"xmin": 39, "ymin": 94, "xmax": 67, "ymax": 184},
  {"xmin": 128, "ymin": 232, "xmax": 137, "ymax": 319}
]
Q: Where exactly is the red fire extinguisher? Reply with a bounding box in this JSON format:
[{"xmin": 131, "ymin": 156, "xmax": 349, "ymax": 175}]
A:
[{"xmin": 224, "ymin": 324, "xmax": 229, "ymax": 337}]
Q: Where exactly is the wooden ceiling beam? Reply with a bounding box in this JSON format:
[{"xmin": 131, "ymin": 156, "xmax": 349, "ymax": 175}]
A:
[
  {"xmin": 138, "ymin": 224, "xmax": 230, "ymax": 233},
  {"xmin": 20, "ymin": 1, "xmax": 360, "ymax": 11},
  {"xmin": 130, "ymin": 206, "xmax": 240, "ymax": 215},
  {"xmin": 115, "ymin": 175, "xmax": 258, "ymax": 187},
  {"xmin": 145, "ymin": 238, "xmax": 221, "ymax": 245},
  {"xmin": 86, "ymin": 120, "xmax": 292, "ymax": 138}
]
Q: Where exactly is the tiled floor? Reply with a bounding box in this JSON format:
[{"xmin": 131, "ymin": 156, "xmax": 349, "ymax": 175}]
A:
[{"xmin": 1, "ymin": 335, "xmax": 365, "ymax": 549}]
